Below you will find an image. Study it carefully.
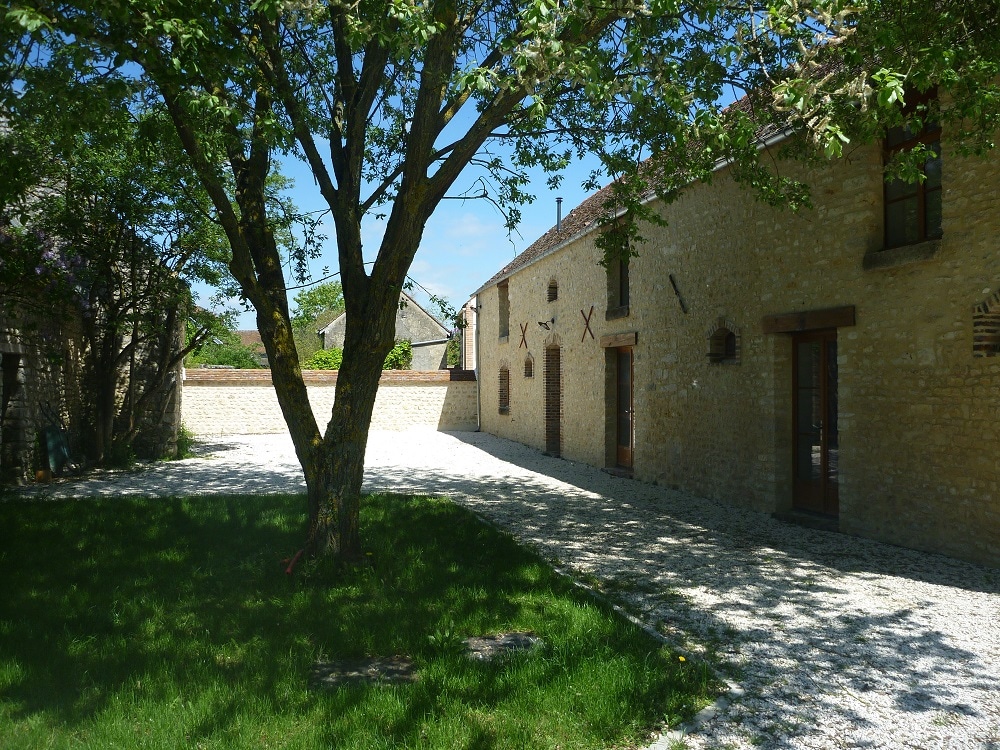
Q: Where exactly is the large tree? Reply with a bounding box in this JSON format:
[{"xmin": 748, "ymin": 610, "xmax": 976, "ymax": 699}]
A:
[{"xmin": 5, "ymin": 0, "xmax": 997, "ymax": 559}]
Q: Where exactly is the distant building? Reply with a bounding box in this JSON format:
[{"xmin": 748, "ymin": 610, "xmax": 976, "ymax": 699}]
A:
[
  {"xmin": 318, "ymin": 291, "xmax": 452, "ymax": 371},
  {"xmin": 235, "ymin": 329, "xmax": 268, "ymax": 368}
]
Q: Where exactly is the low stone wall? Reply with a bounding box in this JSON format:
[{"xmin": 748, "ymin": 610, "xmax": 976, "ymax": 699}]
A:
[{"xmin": 182, "ymin": 369, "xmax": 478, "ymax": 436}]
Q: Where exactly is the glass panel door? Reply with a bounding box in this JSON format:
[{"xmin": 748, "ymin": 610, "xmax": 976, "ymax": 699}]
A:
[
  {"xmin": 616, "ymin": 347, "xmax": 633, "ymax": 468},
  {"xmin": 792, "ymin": 330, "xmax": 839, "ymax": 515}
]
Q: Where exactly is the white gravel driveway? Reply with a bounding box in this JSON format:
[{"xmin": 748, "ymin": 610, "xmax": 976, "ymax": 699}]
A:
[{"xmin": 15, "ymin": 429, "xmax": 1000, "ymax": 750}]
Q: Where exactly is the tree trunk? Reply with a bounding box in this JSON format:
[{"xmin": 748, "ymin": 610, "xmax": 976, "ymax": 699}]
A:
[
  {"xmin": 309, "ymin": 337, "xmax": 389, "ymax": 560},
  {"xmin": 293, "ymin": 269, "xmax": 398, "ymax": 559}
]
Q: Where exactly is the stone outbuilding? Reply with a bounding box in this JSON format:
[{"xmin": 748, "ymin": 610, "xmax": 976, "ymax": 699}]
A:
[
  {"xmin": 0, "ymin": 312, "xmax": 82, "ymax": 483},
  {"xmin": 469, "ymin": 117, "xmax": 1000, "ymax": 568},
  {"xmin": 1, "ymin": 307, "xmax": 183, "ymax": 483},
  {"xmin": 318, "ymin": 290, "xmax": 453, "ymax": 371}
]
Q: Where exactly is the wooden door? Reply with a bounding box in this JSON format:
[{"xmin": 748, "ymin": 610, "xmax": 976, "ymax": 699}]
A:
[
  {"xmin": 616, "ymin": 346, "xmax": 633, "ymax": 468},
  {"xmin": 792, "ymin": 330, "xmax": 839, "ymax": 515},
  {"xmin": 544, "ymin": 346, "xmax": 561, "ymax": 456}
]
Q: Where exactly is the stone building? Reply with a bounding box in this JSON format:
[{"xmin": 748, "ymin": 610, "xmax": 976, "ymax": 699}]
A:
[
  {"xmin": 0, "ymin": 311, "xmax": 84, "ymax": 483},
  {"xmin": 318, "ymin": 290, "xmax": 453, "ymax": 370},
  {"xmin": 0, "ymin": 305, "xmax": 184, "ymax": 483},
  {"xmin": 469, "ymin": 123, "xmax": 1000, "ymax": 568}
]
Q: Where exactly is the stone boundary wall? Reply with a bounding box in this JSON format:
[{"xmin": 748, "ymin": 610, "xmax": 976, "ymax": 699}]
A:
[{"xmin": 182, "ymin": 369, "xmax": 478, "ymax": 436}]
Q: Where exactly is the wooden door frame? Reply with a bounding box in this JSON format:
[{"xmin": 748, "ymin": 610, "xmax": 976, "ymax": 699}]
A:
[
  {"xmin": 544, "ymin": 345, "xmax": 561, "ymax": 457},
  {"xmin": 616, "ymin": 346, "xmax": 633, "ymax": 468}
]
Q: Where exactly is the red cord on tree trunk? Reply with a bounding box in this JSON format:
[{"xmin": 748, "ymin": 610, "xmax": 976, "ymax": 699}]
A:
[{"xmin": 285, "ymin": 548, "xmax": 305, "ymax": 575}]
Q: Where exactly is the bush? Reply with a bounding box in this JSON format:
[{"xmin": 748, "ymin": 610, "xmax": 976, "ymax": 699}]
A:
[
  {"xmin": 446, "ymin": 336, "xmax": 460, "ymax": 368},
  {"xmin": 301, "ymin": 341, "xmax": 412, "ymax": 370},
  {"xmin": 172, "ymin": 424, "xmax": 196, "ymax": 460},
  {"xmin": 383, "ymin": 340, "xmax": 412, "ymax": 370},
  {"xmin": 302, "ymin": 347, "xmax": 343, "ymax": 370},
  {"xmin": 186, "ymin": 334, "xmax": 262, "ymax": 369}
]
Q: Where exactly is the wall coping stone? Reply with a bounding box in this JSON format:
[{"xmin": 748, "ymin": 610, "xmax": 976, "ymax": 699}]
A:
[{"xmin": 183, "ymin": 368, "xmax": 476, "ymax": 386}]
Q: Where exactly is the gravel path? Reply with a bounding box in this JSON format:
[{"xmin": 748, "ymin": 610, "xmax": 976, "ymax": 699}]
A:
[{"xmin": 15, "ymin": 430, "xmax": 1000, "ymax": 750}]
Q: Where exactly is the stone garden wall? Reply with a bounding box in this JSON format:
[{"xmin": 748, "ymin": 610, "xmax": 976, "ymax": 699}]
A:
[{"xmin": 182, "ymin": 369, "xmax": 478, "ymax": 435}]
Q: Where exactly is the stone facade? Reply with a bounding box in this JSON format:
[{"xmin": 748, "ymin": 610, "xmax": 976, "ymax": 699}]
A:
[
  {"xmin": 473, "ymin": 137, "xmax": 1000, "ymax": 568},
  {"xmin": 182, "ymin": 369, "xmax": 478, "ymax": 435},
  {"xmin": 318, "ymin": 291, "xmax": 452, "ymax": 370}
]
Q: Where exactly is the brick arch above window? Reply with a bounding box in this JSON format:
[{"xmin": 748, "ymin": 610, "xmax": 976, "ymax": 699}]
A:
[
  {"xmin": 973, "ymin": 291, "xmax": 1000, "ymax": 357},
  {"xmin": 706, "ymin": 317, "xmax": 741, "ymax": 364}
]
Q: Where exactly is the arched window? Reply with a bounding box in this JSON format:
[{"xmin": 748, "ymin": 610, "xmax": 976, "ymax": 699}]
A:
[
  {"xmin": 524, "ymin": 355, "xmax": 534, "ymax": 378},
  {"xmin": 498, "ymin": 366, "xmax": 510, "ymax": 414},
  {"xmin": 707, "ymin": 319, "xmax": 740, "ymax": 364},
  {"xmin": 547, "ymin": 279, "xmax": 558, "ymax": 302}
]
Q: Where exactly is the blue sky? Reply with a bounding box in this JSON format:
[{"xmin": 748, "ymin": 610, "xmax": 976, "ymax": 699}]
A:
[{"xmin": 202, "ymin": 152, "xmax": 603, "ymax": 330}]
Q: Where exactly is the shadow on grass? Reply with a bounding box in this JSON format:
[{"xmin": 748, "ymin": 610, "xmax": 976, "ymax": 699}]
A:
[{"xmin": 0, "ymin": 493, "xmax": 708, "ymax": 749}]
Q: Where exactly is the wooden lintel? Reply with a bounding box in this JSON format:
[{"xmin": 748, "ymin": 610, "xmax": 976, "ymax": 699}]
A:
[
  {"xmin": 762, "ymin": 305, "xmax": 856, "ymax": 334},
  {"xmin": 600, "ymin": 331, "xmax": 638, "ymax": 348}
]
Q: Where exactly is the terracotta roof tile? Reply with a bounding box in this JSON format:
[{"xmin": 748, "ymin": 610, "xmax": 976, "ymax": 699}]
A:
[{"xmin": 235, "ymin": 330, "xmax": 264, "ymax": 348}]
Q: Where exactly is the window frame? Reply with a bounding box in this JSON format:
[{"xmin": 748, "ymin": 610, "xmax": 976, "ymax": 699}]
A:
[
  {"xmin": 606, "ymin": 255, "xmax": 630, "ymax": 320},
  {"xmin": 883, "ymin": 90, "xmax": 942, "ymax": 250}
]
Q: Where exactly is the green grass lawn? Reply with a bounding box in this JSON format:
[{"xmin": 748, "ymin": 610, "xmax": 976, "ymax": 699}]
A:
[{"xmin": 0, "ymin": 493, "xmax": 718, "ymax": 749}]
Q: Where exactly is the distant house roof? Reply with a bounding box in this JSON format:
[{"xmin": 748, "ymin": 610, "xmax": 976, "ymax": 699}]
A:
[
  {"xmin": 236, "ymin": 330, "xmax": 264, "ymax": 349},
  {"xmin": 316, "ymin": 290, "xmax": 449, "ymax": 342}
]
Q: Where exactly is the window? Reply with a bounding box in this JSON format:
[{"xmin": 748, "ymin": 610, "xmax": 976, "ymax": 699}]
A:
[
  {"xmin": 606, "ymin": 256, "xmax": 629, "ymax": 320},
  {"xmin": 523, "ymin": 355, "xmax": 534, "ymax": 378},
  {"xmin": 707, "ymin": 319, "xmax": 741, "ymax": 364},
  {"xmin": 498, "ymin": 366, "xmax": 510, "ymax": 414},
  {"xmin": 884, "ymin": 90, "xmax": 942, "ymax": 249},
  {"xmin": 547, "ymin": 279, "xmax": 558, "ymax": 302},
  {"xmin": 498, "ymin": 280, "xmax": 510, "ymax": 339}
]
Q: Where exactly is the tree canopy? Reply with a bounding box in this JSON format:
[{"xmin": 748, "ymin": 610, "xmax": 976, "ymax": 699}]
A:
[
  {"xmin": 3, "ymin": 0, "xmax": 997, "ymax": 558},
  {"xmin": 292, "ymin": 281, "xmax": 345, "ymax": 328},
  {"xmin": 0, "ymin": 56, "xmax": 238, "ymax": 463}
]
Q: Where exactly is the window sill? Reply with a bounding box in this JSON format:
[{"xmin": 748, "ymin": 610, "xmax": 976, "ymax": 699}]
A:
[
  {"xmin": 863, "ymin": 239, "xmax": 940, "ymax": 270},
  {"xmin": 499, "ymin": 335, "xmax": 509, "ymax": 344},
  {"xmin": 606, "ymin": 305, "xmax": 630, "ymax": 321}
]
